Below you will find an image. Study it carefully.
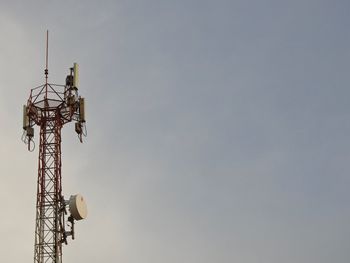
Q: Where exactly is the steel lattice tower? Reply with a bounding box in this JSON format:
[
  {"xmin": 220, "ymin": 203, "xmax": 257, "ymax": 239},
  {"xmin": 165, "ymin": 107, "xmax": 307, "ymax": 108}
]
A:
[{"xmin": 23, "ymin": 31, "xmax": 87, "ymax": 263}]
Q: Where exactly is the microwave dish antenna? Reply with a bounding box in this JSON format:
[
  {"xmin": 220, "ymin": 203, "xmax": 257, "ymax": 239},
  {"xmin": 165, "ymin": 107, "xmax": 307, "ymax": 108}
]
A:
[{"xmin": 69, "ymin": 194, "xmax": 88, "ymax": 220}]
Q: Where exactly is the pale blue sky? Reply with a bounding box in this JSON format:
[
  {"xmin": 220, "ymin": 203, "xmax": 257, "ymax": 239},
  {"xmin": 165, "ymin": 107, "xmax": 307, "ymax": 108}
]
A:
[{"xmin": 0, "ymin": 1, "xmax": 350, "ymax": 262}]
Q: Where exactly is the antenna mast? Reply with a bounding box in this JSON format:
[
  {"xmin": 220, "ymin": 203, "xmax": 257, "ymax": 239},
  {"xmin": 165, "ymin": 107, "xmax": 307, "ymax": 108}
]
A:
[
  {"xmin": 45, "ymin": 30, "xmax": 49, "ymax": 82},
  {"xmin": 22, "ymin": 31, "xmax": 88, "ymax": 263}
]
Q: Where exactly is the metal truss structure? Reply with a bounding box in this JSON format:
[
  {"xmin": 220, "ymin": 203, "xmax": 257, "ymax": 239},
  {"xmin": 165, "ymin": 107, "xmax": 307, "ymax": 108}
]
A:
[{"xmin": 22, "ymin": 32, "xmax": 87, "ymax": 263}]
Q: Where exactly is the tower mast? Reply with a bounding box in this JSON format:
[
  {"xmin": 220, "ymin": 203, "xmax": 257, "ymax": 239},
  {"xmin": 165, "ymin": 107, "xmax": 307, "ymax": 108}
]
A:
[{"xmin": 22, "ymin": 31, "xmax": 88, "ymax": 263}]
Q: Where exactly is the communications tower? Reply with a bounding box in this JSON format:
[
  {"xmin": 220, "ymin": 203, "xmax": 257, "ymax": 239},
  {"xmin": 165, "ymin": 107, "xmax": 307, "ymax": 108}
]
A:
[{"xmin": 22, "ymin": 31, "xmax": 88, "ymax": 263}]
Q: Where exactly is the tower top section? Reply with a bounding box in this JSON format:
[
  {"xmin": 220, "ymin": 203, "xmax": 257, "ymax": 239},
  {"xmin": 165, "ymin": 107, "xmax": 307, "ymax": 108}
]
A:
[{"xmin": 22, "ymin": 31, "xmax": 87, "ymax": 151}]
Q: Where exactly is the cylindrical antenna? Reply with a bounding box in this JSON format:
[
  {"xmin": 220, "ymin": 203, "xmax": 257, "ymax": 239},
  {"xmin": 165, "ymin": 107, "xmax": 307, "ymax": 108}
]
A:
[{"xmin": 45, "ymin": 30, "xmax": 49, "ymax": 81}]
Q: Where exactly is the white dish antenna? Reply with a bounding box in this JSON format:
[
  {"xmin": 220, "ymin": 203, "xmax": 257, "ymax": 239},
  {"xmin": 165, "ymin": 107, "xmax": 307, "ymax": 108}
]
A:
[{"xmin": 69, "ymin": 194, "xmax": 87, "ymax": 220}]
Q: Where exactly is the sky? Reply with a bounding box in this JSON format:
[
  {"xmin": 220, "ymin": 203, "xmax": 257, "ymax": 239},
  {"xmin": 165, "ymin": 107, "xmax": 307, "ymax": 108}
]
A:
[{"xmin": 0, "ymin": 0, "xmax": 350, "ymax": 262}]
